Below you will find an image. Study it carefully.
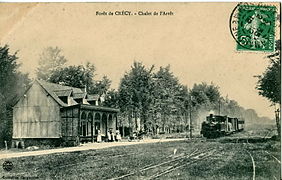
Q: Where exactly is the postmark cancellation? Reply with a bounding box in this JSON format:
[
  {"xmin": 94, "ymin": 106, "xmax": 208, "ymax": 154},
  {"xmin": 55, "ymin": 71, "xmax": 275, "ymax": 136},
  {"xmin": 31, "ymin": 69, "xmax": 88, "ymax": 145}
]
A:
[{"xmin": 230, "ymin": 3, "xmax": 277, "ymax": 52}]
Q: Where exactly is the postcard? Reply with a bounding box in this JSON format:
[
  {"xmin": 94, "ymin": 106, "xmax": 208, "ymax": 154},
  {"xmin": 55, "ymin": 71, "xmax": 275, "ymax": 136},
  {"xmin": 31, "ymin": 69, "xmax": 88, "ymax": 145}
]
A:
[{"xmin": 0, "ymin": 2, "xmax": 280, "ymax": 180}]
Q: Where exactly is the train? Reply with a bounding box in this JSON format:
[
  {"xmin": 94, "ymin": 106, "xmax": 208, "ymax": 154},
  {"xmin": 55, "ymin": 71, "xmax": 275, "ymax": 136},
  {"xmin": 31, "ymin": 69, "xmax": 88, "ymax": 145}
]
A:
[{"xmin": 200, "ymin": 114, "xmax": 245, "ymax": 138}]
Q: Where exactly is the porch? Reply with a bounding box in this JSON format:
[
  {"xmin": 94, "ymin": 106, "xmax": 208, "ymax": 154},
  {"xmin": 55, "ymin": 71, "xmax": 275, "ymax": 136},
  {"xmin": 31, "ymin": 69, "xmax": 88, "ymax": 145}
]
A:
[{"xmin": 79, "ymin": 104, "xmax": 119, "ymax": 143}]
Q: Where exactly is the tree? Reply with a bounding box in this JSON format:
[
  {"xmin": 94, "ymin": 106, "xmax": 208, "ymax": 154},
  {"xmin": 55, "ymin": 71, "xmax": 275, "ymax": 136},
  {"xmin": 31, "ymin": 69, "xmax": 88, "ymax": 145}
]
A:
[
  {"xmin": 151, "ymin": 65, "xmax": 188, "ymax": 133},
  {"xmin": 223, "ymin": 99, "xmax": 243, "ymax": 117},
  {"xmin": 256, "ymin": 59, "xmax": 280, "ymax": 104},
  {"xmin": 118, "ymin": 61, "xmax": 154, "ymax": 132},
  {"xmin": 0, "ymin": 45, "xmax": 31, "ymax": 148},
  {"xmin": 189, "ymin": 82, "xmax": 223, "ymax": 131},
  {"xmin": 36, "ymin": 46, "xmax": 67, "ymax": 81},
  {"xmin": 49, "ymin": 62, "xmax": 95, "ymax": 90},
  {"xmin": 256, "ymin": 40, "xmax": 281, "ymax": 138},
  {"xmin": 116, "ymin": 62, "xmax": 263, "ymax": 136},
  {"xmin": 103, "ymin": 89, "xmax": 119, "ymax": 108},
  {"xmin": 190, "ymin": 82, "xmax": 221, "ymax": 109},
  {"xmin": 244, "ymin": 109, "xmax": 259, "ymax": 125},
  {"xmin": 90, "ymin": 75, "xmax": 112, "ymax": 95}
]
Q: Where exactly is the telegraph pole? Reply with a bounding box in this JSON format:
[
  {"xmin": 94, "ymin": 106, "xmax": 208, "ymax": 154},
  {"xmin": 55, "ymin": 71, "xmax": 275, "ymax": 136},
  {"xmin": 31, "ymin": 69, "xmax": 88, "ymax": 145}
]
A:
[
  {"xmin": 218, "ymin": 99, "xmax": 221, "ymax": 115},
  {"xmin": 189, "ymin": 94, "xmax": 192, "ymax": 139}
]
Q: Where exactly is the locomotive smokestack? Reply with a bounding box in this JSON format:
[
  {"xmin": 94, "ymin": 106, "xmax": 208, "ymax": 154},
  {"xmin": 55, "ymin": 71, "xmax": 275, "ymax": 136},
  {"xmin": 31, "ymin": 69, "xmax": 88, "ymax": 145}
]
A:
[{"xmin": 209, "ymin": 110, "xmax": 215, "ymax": 115}]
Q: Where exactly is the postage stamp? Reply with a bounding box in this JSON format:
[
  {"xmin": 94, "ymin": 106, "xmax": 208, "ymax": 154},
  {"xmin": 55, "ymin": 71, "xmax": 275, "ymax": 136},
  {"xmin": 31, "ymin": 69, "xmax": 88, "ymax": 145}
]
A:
[{"xmin": 236, "ymin": 4, "xmax": 276, "ymax": 52}]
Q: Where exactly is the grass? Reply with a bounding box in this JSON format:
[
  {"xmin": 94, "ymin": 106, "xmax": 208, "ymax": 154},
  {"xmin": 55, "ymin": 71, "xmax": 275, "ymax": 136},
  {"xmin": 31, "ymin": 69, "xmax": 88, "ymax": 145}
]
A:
[{"xmin": 0, "ymin": 138, "xmax": 280, "ymax": 180}]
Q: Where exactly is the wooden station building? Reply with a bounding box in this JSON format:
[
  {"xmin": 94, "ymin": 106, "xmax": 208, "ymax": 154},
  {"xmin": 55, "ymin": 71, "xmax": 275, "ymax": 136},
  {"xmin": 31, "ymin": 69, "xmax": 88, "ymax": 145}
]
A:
[{"xmin": 12, "ymin": 80, "xmax": 119, "ymax": 147}]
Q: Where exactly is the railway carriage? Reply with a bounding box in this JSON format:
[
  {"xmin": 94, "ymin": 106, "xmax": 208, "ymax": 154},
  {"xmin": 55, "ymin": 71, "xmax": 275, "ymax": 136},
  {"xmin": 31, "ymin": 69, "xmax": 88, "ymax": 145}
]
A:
[{"xmin": 238, "ymin": 119, "xmax": 245, "ymax": 131}]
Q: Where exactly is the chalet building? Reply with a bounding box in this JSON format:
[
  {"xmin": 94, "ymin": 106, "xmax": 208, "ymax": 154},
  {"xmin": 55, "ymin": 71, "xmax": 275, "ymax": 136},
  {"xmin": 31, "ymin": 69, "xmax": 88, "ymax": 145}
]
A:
[{"xmin": 12, "ymin": 80, "xmax": 119, "ymax": 147}]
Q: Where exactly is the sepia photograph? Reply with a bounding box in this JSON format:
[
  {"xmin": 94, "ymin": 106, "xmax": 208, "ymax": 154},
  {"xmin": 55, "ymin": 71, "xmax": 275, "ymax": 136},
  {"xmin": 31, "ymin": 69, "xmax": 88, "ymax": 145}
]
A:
[{"xmin": 0, "ymin": 2, "xmax": 280, "ymax": 179}]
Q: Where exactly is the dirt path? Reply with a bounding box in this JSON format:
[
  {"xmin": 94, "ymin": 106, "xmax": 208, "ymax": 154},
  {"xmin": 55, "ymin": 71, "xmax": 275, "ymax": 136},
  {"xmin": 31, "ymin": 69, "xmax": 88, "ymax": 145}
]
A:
[{"xmin": 0, "ymin": 138, "xmax": 185, "ymax": 160}]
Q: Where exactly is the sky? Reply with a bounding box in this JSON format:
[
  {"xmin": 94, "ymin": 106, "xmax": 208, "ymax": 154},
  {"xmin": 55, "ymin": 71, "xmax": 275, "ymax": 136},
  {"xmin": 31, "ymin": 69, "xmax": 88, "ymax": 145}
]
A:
[{"xmin": 0, "ymin": 3, "xmax": 280, "ymax": 118}]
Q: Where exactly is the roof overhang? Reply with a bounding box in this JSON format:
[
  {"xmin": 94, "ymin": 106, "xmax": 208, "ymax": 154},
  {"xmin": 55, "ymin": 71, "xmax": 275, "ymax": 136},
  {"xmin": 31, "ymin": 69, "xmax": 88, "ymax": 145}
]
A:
[{"xmin": 80, "ymin": 104, "xmax": 119, "ymax": 113}]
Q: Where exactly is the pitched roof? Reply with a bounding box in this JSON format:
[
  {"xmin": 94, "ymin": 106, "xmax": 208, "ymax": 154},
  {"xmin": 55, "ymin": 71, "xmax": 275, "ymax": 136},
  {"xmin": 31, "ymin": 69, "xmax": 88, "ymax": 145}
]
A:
[
  {"xmin": 86, "ymin": 94, "xmax": 99, "ymax": 101},
  {"xmin": 13, "ymin": 80, "xmax": 120, "ymax": 112},
  {"xmin": 36, "ymin": 80, "xmax": 101, "ymax": 107},
  {"xmin": 38, "ymin": 80, "xmax": 83, "ymax": 94},
  {"xmin": 73, "ymin": 92, "xmax": 87, "ymax": 99},
  {"xmin": 54, "ymin": 89, "xmax": 73, "ymax": 97},
  {"xmin": 37, "ymin": 80, "xmax": 69, "ymax": 107}
]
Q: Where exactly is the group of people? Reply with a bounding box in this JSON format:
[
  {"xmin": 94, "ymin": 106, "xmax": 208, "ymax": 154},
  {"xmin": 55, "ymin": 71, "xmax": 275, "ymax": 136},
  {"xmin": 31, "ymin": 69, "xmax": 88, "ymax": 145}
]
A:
[{"xmin": 97, "ymin": 129, "xmax": 122, "ymax": 143}]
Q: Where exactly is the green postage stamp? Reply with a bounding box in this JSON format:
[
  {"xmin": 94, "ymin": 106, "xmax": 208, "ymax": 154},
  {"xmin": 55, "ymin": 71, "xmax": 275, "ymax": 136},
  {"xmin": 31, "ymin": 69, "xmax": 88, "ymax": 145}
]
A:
[{"xmin": 236, "ymin": 4, "xmax": 276, "ymax": 52}]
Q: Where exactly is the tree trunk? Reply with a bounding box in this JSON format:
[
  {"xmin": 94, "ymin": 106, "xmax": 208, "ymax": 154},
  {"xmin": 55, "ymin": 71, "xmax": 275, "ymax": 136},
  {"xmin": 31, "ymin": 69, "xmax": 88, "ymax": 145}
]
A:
[
  {"xmin": 276, "ymin": 116, "xmax": 280, "ymax": 138},
  {"xmin": 162, "ymin": 113, "xmax": 165, "ymax": 133},
  {"xmin": 142, "ymin": 112, "xmax": 147, "ymax": 132},
  {"xmin": 122, "ymin": 125, "xmax": 124, "ymax": 137},
  {"xmin": 134, "ymin": 111, "xmax": 138, "ymax": 131},
  {"xmin": 275, "ymin": 107, "xmax": 281, "ymax": 139},
  {"xmin": 153, "ymin": 114, "xmax": 157, "ymax": 135},
  {"xmin": 128, "ymin": 112, "xmax": 131, "ymax": 134}
]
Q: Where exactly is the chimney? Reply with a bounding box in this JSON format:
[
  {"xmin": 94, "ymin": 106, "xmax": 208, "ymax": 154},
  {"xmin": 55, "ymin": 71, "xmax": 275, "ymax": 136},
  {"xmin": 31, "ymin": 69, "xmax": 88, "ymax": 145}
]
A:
[{"xmin": 84, "ymin": 85, "xmax": 87, "ymax": 93}]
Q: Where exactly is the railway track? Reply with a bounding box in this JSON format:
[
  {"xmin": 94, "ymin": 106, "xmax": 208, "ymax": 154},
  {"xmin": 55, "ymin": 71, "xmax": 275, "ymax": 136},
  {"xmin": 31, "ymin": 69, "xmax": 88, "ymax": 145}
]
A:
[
  {"xmin": 31, "ymin": 151, "xmax": 138, "ymax": 173},
  {"xmin": 242, "ymin": 133, "xmax": 257, "ymax": 180},
  {"xmin": 246, "ymin": 151, "xmax": 256, "ymax": 180},
  {"xmin": 241, "ymin": 131, "xmax": 280, "ymax": 180},
  {"xmin": 30, "ymin": 143, "xmax": 195, "ymax": 175},
  {"xmin": 14, "ymin": 133, "xmax": 279, "ymax": 179},
  {"xmin": 148, "ymin": 149, "xmax": 216, "ymax": 179},
  {"xmin": 31, "ymin": 144, "xmax": 190, "ymax": 174},
  {"xmin": 110, "ymin": 147, "xmax": 216, "ymax": 180},
  {"xmin": 264, "ymin": 151, "xmax": 281, "ymax": 164},
  {"xmin": 33, "ymin": 140, "xmax": 232, "ymax": 179}
]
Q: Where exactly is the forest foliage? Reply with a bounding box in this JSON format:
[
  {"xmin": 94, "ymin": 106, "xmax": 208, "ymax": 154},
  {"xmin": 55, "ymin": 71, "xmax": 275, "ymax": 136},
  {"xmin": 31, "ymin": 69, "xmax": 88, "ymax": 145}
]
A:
[
  {"xmin": 34, "ymin": 47, "xmax": 266, "ymax": 134},
  {"xmin": 0, "ymin": 45, "xmax": 274, "ymax": 147},
  {"xmin": 0, "ymin": 45, "xmax": 31, "ymax": 148},
  {"xmin": 255, "ymin": 40, "xmax": 281, "ymax": 137}
]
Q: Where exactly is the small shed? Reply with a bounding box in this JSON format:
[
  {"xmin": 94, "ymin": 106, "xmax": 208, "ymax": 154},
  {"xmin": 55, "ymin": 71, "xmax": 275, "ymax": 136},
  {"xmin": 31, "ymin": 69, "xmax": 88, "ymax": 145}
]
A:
[{"xmin": 12, "ymin": 80, "xmax": 119, "ymax": 147}]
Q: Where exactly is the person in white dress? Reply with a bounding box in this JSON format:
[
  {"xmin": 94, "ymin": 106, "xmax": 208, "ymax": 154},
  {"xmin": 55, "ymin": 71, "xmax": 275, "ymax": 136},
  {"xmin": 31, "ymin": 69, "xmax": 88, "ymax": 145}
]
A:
[
  {"xmin": 107, "ymin": 130, "xmax": 112, "ymax": 142},
  {"xmin": 97, "ymin": 130, "xmax": 102, "ymax": 143},
  {"xmin": 116, "ymin": 130, "xmax": 122, "ymax": 142}
]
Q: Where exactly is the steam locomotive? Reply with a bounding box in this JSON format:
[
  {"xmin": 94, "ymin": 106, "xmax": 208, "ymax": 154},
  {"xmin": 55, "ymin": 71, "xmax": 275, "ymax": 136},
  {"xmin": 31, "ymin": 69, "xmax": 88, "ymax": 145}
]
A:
[{"xmin": 200, "ymin": 114, "xmax": 245, "ymax": 138}]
